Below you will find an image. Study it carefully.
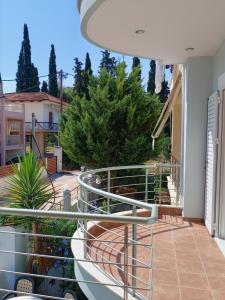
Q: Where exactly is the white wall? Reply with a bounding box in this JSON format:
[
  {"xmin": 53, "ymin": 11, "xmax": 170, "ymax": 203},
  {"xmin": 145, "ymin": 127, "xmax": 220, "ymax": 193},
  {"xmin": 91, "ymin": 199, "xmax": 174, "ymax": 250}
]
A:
[
  {"xmin": 213, "ymin": 40, "xmax": 225, "ymax": 91},
  {"xmin": 24, "ymin": 102, "xmax": 44, "ymax": 123},
  {"xmin": 0, "ymin": 227, "xmax": 27, "ymax": 295},
  {"xmin": 24, "ymin": 101, "xmax": 60, "ymax": 124},
  {"xmin": 43, "ymin": 102, "xmax": 60, "ymax": 124},
  {"xmin": 182, "ymin": 57, "xmax": 213, "ymax": 219}
]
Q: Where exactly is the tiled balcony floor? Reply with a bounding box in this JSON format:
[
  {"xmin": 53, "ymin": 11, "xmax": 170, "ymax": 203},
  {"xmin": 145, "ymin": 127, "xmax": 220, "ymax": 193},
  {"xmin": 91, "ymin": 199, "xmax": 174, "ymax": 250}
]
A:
[{"xmin": 89, "ymin": 217, "xmax": 225, "ymax": 300}]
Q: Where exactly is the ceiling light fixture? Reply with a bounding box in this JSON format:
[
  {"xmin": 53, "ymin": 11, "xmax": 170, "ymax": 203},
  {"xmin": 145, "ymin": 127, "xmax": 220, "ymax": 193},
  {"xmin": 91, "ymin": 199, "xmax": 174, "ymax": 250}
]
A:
[
  {"xmin": 135, "ymin": 29, "xmax": 145, "ymax": 35},
  {"xmin": 185, "ymin": 47, "xmax": 195, "ymax": 51}
]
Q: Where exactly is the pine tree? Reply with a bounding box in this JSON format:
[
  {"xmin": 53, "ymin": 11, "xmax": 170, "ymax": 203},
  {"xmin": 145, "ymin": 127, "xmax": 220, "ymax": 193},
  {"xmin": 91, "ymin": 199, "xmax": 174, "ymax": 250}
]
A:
[
  {"xmin": 132, "ymin": 57, "xmax": 141, "ymax": 80},
  {"xmin": 41, "ymin": 81, "xmax": 48, "ymax": 93},
  {"xmin": 147, "ymin": 60, "xmax": 156, "ymax": 94},
  {"xmin": 99, "ymin": 50, "xmax": 117, "ymax": 76},
  {"xmin": 60, "ymin": 63, "xmax": 162, "ymax": 168},
  {"xmin": 48, "ymin": 44, "xmax": 58, "ymax": 97},
  {"xmin": 83, "ymin": 52, "xmax": 93, "ymax": 100},
  {"xmin": 16, "ymin": 24, "xmax": 39, "ymax": 92},
  {"xmin": 73, "ymin": 57, "xmax": 85, "ymax": 98}
]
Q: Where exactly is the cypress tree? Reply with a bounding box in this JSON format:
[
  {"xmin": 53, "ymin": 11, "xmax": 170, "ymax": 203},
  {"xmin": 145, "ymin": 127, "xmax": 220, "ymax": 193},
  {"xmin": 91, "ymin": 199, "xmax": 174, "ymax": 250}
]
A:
[
  {"xmin": 84, "ymin": 52, "xmax": 92, "ymax": 76},
  {"xmin": 132, "ymin": 57, "xmax": 141, "ymax": 80},
  {"xmin": 41, "ymin": 81, "xmax": 48, "ymax": 93},
  {"xmin": 16, "ymin": 24, "xmax": 39, "ymax": 92},
  {"xmin": 73, "ymin": 57, "xmax": 85, "ymax": 98},
  {"xmin": 31, "ymin": 64, "xmax": 40, "ymax": 92},
  {"xmin": 159, "ymin": 80, "xmax": 170, "ymax": 103},
  {"xmin": 99, "ymin": 50, "xmax": 117, "ymax": 76},
  {"xmin": 147, "ymin": 60, "xmax": 156, "ymax": 94},
  {"xmin": 48, "ymin": 44, "xmax": 58, "ymax": 97},
  {"xmin": 83, "ymin": 52, "xmax": 93, "ymax": 100}
]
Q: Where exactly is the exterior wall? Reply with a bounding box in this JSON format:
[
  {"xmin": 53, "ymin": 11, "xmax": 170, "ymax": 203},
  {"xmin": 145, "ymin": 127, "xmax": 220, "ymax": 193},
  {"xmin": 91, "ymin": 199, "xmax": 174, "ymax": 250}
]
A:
[
  {"xmin": 24, "ymin": 102, "xmax": 44, "ymax": 123},
  {"xmin": 35, "ymin": 132, "xmax": 45, "ymax": 157},
  {"xmin": 171, "ymin": 91, "xmax": 181, "ymax": 162},
  {"xmin": 212, "ymin": 40, "xmax": 225, "ymax": 91},
  {"xmin": 182, "ymin": 57, "xmax": 213, "ymax": 219},
  {"xmin": 0, "ymin": 227, "xmax": 27, "ymax": 295},
  {"xmin": 24, "ymin": 101, "xmax": 60, "ymax": 124},
  {"xmin": 43, "ymin": 103, "xmax": 60, "ymax": 124}
]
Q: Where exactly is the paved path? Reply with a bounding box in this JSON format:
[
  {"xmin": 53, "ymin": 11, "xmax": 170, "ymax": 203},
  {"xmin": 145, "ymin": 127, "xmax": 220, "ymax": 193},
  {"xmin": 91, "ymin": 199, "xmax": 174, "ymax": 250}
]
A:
[{"xmin": 45, "ymin": 170, "xmax": 81, "ymax": 210}]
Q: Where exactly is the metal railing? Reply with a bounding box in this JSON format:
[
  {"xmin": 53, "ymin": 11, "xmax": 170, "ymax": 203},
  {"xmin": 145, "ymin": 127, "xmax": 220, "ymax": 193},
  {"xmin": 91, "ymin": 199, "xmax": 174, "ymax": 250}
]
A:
[
  {"xmin": 25, "ymin": 122, "xmax": 59, "ymax": 132},
  {"xmin": 0, "ymin": 163, "xmax": 180, "ymax": 300},
  {"xmin": 76, "ymin": 163, "xmax": 180, "ymax": 299}
]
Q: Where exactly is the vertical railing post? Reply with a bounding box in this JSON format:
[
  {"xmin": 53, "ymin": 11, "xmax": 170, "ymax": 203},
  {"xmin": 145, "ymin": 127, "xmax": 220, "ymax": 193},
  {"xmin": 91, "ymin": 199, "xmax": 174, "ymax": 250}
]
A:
[
  {"xmin": 124, "ymin": 225, "xmax": 129, "ymax": 300},
  {"xmin": 147, "ymin": 226, "xmax": 153, "ymax": 300},
  {"xmin": 80, "ymin": 183, "xmax": 88, "ymax": 259},
  {"xmin": 63, "ymin": 186, "xmax": 71, "ymax": 211},
  {"xmin": 107, "ymin": 170, "xmax": 111, "ymax": 213},
  {"xmin": 175, "ymin": 164, "xmax": 180, "ymax": 205},
  {"xmin": 145, "ymin": 168, "xmax": 149, "ymax": 203},
  {"xmin": 132, "ymin": 206, "xmax": 137, "ymax": 297},
  {"xmin": 159, "ymin": 164, "xmax": 162, "ymax": 204}
]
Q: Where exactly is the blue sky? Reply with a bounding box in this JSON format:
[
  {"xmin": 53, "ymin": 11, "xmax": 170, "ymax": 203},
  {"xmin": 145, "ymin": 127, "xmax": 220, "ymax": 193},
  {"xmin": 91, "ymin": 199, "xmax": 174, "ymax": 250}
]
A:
[{"xmin": 0, "ymin": 0, "xmax": 162, "ymax": 93}]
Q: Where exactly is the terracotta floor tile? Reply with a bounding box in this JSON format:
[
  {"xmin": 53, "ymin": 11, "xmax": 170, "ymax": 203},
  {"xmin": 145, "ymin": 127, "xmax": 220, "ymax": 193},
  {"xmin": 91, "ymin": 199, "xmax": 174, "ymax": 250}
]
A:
[
  {"xmin": 178, "ymin": 272, "xmax": 209, "ymax": 289},
  {"xmin": 152, "ymin": 283, "xmax": 180, "ymax": 300},
  {"xmin": 212, "ymin": 289, "xmax": 225, "ymax": 300},
  {"xmin": 207, "ymin": 274, "xmax": 225, "ymax": 290},
  {"xmin": 153, "ymin": 269, "xmax": 179, "ymax": 286},
  {"xmin": 203, "ymin": 262, "xmax": 225, "ymax": 276},
  {"xmin": 177, "ymin": 259, "xmax": 204, "ymax": 274},
  {"xmin": 88, "ymin": 220, "xmax": 225, "ymax": 298},
  {"xmin": 180, "ymin": 287, "xmax": 213, "ymax": 300}
]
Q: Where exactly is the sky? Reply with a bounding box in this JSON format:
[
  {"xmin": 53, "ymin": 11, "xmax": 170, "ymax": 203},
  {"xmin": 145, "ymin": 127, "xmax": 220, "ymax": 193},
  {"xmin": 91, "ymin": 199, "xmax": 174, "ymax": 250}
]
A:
[{"xmin": 0, "ymin": 0, "xmax": 166, "ymax": 94}]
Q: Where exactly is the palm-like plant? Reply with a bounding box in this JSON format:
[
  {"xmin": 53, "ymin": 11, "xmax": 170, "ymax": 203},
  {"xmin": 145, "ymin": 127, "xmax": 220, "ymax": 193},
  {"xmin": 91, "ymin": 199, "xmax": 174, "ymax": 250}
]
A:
[
  {"xmin": 5, "ymin": 152, "xmax": 55, "ymax": 271},
  {"xmin": 6, "ymin": 152, "xmax": 54, "ymax": 210}
]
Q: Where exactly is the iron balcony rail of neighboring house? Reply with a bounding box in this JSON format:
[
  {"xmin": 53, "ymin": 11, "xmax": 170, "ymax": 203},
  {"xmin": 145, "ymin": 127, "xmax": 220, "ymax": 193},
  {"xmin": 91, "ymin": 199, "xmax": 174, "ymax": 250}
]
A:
[
  {"xmin": 25, "ymin": 122, "xmax": 59, "ymax": 132},
  {"xmin": 0, "ymin": 163, "xmax": 180, "ymax": 300}
]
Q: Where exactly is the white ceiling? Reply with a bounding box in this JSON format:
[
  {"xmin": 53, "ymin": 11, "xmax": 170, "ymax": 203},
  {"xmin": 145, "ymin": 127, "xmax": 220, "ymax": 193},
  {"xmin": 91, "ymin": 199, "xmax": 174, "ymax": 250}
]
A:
[{"xmin": 80, "ymin": 0, "xmax": 225, "ymax": 63}]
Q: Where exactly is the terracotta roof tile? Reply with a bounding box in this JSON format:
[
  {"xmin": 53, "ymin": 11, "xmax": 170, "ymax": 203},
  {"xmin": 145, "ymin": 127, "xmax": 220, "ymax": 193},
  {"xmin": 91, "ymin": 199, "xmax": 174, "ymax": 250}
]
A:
[{"xmin": 4, "ymin": 92, "xmax": 69, "ymax": 106}]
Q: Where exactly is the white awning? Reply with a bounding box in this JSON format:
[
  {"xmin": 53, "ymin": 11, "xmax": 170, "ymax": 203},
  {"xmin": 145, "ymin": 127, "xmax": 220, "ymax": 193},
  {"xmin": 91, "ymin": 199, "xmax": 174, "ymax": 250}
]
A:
[{"xmin": 152, "ymin": 68, "xmax": 182, "ymax": 145}]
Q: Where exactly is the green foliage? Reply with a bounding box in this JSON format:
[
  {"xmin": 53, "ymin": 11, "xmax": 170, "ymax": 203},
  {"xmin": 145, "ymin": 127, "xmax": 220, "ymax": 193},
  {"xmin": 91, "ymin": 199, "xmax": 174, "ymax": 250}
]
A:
[
  {"xmin": 16, "ymin": 24, "xmax": 40, "ymax": 92},
  {"xmin": 99, "ymin": 50, "xmax": 117, "ymax": 76},
  {"xmin": 83, "ymin": 52, "xmax": 93, "ymax": 100},
  {"xmin": 132, "ymin": 57, "xmax": 141, "ymax": 81},
  {"xmin": 62, "ymin": 87, "xmax": 75, "ymax": 103},
  {"xmin": 60, "ymin": 62, "xmax": 163, "ymax": 168},
  {"xmin": 41, "ymin": 80, "xmax": 48, "ymax": 93},
  {"xmin": 5, "ymin": 152, "xmax": 54, "ymax": 228},
  {"xmin": 147, "ymin": 60, "xmax": 156, "ymax": 95},
  {"xmin": 159, "ymin": 80, "xmax": 170, "ymax": 103},
  {"xmin": 48, "ymin": 44, "xmax": 58, "ymax": 97},
  {"xmin": 73, "ymin": 58, "xmax": 85, "ymax": 98}
]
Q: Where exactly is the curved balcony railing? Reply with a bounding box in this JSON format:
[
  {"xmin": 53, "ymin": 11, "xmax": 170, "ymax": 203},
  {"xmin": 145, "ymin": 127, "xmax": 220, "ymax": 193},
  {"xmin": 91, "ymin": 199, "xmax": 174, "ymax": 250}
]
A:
[{"xmin": 75, "ymin": 163, "xmax": 180, "ymax": 299}]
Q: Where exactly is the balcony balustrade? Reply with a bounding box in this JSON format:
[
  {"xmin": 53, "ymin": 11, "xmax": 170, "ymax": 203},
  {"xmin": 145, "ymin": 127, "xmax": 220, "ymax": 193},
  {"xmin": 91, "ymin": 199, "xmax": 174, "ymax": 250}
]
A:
[
  {"xmin": 25, "ymin": 122, "xmax": 59, "ymax": 132},
  {"xmin": 0, "ymin": 163, "xmax": 183, "ymax": 300}
]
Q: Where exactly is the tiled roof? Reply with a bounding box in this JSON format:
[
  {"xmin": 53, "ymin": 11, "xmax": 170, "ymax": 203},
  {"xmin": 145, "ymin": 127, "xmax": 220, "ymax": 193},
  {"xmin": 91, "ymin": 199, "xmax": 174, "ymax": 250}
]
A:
[{"xmin": 4, "ymin": 92, "xmax": 69, "ymax": 106}]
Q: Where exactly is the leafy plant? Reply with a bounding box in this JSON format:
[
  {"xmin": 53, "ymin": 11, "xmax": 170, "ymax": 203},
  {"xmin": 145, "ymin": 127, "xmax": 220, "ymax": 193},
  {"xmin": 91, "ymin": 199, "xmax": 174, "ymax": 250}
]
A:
[{"xmin": 5, "ymin": 152, "xmax": 55, "ymax": 271}]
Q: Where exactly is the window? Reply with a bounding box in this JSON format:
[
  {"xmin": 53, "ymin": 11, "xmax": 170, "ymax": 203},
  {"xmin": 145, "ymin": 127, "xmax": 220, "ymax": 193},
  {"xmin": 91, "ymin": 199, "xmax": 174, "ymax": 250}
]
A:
[{"xmin": 8, "ymin": 120, "xmax": 21, "ymax": 136}]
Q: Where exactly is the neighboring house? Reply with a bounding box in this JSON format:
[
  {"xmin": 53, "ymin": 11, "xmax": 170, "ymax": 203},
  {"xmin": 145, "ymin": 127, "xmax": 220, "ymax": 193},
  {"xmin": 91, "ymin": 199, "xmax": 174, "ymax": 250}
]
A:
[
  {"xmin": 0, "ymin": 80, "xmax": 25, "ymax": 166},
  {"xmin": 77, "ymin": 0, "xmax": 225, "ymax": 249},
  {"xmin": 3, "ymin": 92, "xmax": 68, "ymax": 158}
]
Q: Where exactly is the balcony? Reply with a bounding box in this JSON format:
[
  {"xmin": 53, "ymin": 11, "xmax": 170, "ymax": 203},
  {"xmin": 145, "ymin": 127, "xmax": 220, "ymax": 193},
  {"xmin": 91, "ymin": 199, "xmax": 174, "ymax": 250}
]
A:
[
  {"xmin": 77, "ymin": 1, "xmax": 225, "ymax": 64},
  {"xmin": 0, "ymin": 164, "xmax": 224, "ymax": 300},
  {"xmin": 25, "ymin": 122, "xmax": 59, "ymax": 132},
  {"xmin": 6, "ymin": 135, "xmax": 23, "ymax": 147}
]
